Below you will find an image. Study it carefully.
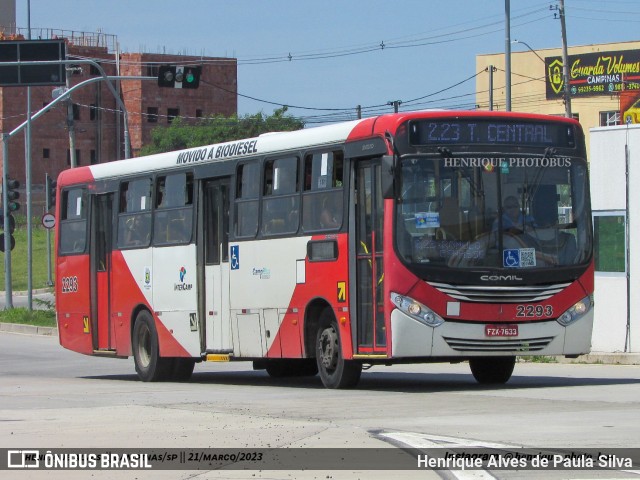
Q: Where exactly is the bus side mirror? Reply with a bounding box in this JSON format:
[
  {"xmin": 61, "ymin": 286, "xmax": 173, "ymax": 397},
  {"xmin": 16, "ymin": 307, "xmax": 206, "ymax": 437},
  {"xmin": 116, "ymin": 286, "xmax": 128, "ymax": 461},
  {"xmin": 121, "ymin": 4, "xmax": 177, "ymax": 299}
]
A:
[{"xmin": 381, "ymin": 155, "xmax": 397, "ymax": 199}]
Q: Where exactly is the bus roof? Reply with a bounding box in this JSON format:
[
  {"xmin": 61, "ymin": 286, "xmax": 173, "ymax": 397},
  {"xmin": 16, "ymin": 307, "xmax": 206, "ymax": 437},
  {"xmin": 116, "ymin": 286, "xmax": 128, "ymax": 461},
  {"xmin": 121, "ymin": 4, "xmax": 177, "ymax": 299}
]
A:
[
  {"xmin": 62, "ymin": 118, "xmax": 364, "ymax": 183},
  {"xmin": 58, "ymin": 110, "xmax": 582, "ymax": 185}
]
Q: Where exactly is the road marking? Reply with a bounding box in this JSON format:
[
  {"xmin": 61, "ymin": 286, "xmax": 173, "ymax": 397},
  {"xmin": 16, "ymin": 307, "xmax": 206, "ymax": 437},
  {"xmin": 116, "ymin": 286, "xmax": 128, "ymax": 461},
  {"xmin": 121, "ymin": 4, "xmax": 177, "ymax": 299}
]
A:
[{"xmin": 378, "ymin": 432, "xmax": 506, "ymax": 480}]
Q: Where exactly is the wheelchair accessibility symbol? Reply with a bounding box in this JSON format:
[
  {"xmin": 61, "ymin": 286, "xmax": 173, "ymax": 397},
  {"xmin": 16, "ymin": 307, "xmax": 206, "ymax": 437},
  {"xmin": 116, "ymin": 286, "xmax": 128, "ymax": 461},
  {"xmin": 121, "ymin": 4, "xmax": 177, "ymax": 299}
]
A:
[
  {"xmin": 503, "ymin": 249, "xmax": 520, "ymax": 268},
  {"xmin": 230, "ymin": 245, "xmax": 240, "ymax": 270}
]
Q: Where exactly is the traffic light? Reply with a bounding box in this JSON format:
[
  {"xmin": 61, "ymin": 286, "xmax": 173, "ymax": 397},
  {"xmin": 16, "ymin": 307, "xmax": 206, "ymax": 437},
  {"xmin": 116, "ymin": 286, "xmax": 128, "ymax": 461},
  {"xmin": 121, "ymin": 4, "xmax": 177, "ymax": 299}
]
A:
[
  {"xmin": 46, "ymin": 173, "xmax": 57, "ymax": 210},
  {"xmin": 0, "ymin": 233, "xmax": 16, "ymax": 252},
  {"xmin": 0, "ymin": 213, "xmax": 16, "ymax": 233},
  {"xmin": 6, "ymin": 178, "xmax": 20, "ymax": 212},
  {"xmin": 157, "ymin": 65, "xmax": 201, "ymax": 89},
  {"xmin": 0, "ymin": 213, "xmax": 16, "ymax": 253}
]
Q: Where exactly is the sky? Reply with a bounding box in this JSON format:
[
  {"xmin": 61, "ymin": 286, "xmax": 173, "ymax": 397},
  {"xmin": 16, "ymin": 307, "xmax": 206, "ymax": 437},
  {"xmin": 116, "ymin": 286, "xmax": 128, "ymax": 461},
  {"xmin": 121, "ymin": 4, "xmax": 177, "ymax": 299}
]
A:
[{"xmin": 13, "ymin": 0, "xmax": 640, "ymax": 124}]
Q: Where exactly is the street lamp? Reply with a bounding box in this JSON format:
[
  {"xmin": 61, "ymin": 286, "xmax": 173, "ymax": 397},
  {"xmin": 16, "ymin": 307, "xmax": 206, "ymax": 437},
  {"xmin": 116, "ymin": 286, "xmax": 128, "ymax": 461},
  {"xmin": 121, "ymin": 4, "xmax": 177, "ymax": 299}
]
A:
[
  {"xmin": 512, "ymin": 39, "xmax": 572, "ymax": 118},
  {"xmin": 512, "ymin": 39, "xmax": 545, "ymax": 64}
]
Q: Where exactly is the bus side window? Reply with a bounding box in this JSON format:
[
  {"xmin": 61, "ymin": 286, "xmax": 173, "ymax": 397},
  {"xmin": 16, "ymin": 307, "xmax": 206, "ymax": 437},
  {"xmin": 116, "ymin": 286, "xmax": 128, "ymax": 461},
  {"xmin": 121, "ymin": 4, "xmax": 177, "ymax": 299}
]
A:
[
  {"xmin": 117, "ymin": 178, "xmax": 152, "ymax": 249},
  {"xmin": 261, "ymin": 156, "xmax": 299, "ymax": 236},
  {"xmin": 59, "ymin": 187, "xmax": 88, "ymax": 255},
  {"xmin": 302, "ymin": 151, "xmax": 344, "ymax": 232},
  {"xmin": 153, "ymin": 172, "xmax": 194, "ymax": 245},
  {"xmin": 235, "ymin": 162, "xmax": 260, "ymax": 238}
]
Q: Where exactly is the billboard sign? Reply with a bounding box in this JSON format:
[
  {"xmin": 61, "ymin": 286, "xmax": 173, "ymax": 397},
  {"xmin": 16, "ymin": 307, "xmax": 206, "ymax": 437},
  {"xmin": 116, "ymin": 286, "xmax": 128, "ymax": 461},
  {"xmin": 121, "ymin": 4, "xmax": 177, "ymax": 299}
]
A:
[{"xmin": 545, "ymin": 49, "xmax": 640, "ymax": 99}]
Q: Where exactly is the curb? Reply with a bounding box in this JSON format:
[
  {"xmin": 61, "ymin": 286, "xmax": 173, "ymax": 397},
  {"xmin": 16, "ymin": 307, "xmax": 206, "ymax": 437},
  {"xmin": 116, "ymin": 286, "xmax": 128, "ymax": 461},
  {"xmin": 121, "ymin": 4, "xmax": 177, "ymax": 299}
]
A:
[
  {"xmin": 0, "ymin": 288, "xmax": 53, "ymax": 296},
  {"xmin": 0, "ymin": 322, "xmax": 58, "ymax": 336},
  {"xmin": 554, "ymin": 353, "xmax": 640, "ymax": 366}
]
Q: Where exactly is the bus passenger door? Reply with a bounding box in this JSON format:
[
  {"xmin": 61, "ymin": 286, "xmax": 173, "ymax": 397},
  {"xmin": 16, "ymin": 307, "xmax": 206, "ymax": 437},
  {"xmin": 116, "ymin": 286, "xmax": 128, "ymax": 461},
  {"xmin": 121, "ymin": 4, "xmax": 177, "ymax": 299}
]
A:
[
  {"xmin": 354, "ymin": 161, "xmax": 386, "ymax": 354},
  {"xmin": 202, "ymin": 178, "xmax": 232, "ymax": 353},
  {"xmin": 90, "ymin": 193, "xmax": 114, "ymax": 351}
]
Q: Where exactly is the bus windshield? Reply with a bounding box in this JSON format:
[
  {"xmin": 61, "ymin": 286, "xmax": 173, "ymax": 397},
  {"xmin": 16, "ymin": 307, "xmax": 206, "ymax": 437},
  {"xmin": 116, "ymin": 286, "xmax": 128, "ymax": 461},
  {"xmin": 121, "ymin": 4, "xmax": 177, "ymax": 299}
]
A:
[{"xmin": 395, "ymin": 154, "xmax": 592, "ymax": 271}]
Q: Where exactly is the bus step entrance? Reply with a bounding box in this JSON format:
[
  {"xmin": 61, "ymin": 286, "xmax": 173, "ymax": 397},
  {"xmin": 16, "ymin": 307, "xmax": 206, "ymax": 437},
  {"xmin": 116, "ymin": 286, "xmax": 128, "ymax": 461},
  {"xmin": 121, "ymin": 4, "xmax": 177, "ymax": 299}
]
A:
[{"xmin": 92, "ymin": 349, "xmax": 118, "ymax": 357}]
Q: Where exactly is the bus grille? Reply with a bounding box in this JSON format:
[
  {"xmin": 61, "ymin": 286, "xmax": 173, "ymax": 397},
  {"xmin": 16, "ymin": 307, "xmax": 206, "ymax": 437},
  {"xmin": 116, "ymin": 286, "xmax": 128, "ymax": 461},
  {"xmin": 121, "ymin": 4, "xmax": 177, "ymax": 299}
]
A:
[
  {"xmin": 443, "ymin": 336, "xmax": 554, "ymax": 352},
  {"xmin": 428, "ymin": 281, "xmax": 571, "ymax": 303}
]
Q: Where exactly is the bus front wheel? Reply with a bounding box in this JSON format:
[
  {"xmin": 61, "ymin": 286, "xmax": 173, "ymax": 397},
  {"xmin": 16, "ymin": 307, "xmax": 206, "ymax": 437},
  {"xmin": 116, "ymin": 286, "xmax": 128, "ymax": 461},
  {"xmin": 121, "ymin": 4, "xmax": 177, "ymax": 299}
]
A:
[
  {"xmin": 315, "ymin": 314, "xmax": 361, "ymax": 389},
  {"xmin": 469, "ymin": 356, "xmax": 516, "ymax": 384},
  {"xmin": 132, "ymin": 310, "xmax": 173, "ymax": 382}
]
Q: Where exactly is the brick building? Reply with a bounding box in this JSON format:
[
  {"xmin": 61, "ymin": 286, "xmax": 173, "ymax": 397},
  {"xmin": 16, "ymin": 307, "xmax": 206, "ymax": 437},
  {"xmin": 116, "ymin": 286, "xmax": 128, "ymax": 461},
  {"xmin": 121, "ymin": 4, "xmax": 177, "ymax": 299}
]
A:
[{"xmin": 0, "ymin": 29, "xmax": 237, "ymax": 206}]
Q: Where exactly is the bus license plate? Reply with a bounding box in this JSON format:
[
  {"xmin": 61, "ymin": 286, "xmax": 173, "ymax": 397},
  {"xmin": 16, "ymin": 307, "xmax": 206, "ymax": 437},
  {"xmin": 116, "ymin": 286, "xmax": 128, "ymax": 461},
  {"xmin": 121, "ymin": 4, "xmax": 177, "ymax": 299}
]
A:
[{"xmin": 485, "ymin": 324, "xmax": 518, "ymax": 337}]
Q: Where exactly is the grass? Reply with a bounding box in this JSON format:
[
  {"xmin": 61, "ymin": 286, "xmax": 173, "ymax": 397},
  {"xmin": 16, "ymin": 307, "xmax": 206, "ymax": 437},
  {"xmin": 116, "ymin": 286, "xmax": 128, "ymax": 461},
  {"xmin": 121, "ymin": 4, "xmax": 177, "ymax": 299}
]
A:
[
  {"xmin": 523, "ymin": 355, "xmax": 558, "ymax": 363},
  {"xmin": 0, "ymin": 214, "xmax": 55, "ymax": 292},
  {"xmin": 1, "ymin": 214, "xmax": 56, "ymax": 326},
  {"xmin": 0, "ymin": 306, "xmax": 56, "ymax": 327}
]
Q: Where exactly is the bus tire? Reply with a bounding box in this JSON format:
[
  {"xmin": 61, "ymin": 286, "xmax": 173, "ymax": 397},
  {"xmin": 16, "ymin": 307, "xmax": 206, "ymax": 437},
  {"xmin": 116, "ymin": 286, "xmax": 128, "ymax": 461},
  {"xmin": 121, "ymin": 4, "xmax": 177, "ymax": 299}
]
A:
[
  {"xmin": 171, "ymin": 358, "xmax": 196, "ymax": 381},
  {"xmin": 469, "ymin": 356, "xmax": 515, "ymax": 384},
  {"xmin": 132, "ymin": 310, "xmax": 173, "ymax": 382},
  {"xmin": 315, "ymin": 312, "xmax": 361, "ymax": 389}
]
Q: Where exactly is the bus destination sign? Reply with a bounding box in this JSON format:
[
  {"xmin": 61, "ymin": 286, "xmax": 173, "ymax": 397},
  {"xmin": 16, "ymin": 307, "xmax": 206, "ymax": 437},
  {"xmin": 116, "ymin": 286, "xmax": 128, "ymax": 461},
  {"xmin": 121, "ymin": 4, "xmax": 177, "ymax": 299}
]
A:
[{"xmin": 409, "ymin": 120, "xmax": 576, "ymax": 148}]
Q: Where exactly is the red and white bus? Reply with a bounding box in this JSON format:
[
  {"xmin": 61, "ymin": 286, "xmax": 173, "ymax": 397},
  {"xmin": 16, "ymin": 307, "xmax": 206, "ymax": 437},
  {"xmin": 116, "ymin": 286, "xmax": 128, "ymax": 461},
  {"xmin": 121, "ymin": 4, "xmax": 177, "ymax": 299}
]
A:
[{"xmin": 54, "ymin": 111, "xmax": 593, "ymax": 388}]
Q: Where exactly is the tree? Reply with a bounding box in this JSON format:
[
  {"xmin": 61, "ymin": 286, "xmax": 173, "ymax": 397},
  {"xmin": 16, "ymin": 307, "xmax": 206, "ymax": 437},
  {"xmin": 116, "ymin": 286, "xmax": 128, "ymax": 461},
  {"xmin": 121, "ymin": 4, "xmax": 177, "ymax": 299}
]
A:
[{"xmin": 139, "ymin": 107, "xmax": 304, "ymax": 156}]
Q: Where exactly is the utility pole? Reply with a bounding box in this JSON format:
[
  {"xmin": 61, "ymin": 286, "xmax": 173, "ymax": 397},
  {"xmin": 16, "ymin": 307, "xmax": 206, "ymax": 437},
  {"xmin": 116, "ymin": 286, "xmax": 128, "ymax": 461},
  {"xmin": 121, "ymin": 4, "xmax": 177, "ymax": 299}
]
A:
[
  {"xmin": 388, "ymin": 100, "xmax": 402, "ymax": 113},
  {"xmin": 66, "ymin": 70, "xmax": 78, "ymax": 168},
  {"xmin": 488, "ymin": 65, "xmax": 496, "ymax": 111},
  {"xmin": 559, "ymin": 0, "xmax": 572, "ymax": 118},
  {"xmin": 505, "ymin": 0, "xmax": 512, "ymax": 111}
]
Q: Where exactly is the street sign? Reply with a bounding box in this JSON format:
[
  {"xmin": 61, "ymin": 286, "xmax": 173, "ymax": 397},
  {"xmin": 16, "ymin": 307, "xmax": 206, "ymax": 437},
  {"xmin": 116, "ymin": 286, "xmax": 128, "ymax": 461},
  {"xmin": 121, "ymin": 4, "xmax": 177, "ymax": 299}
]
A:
[
  {"xmin": 41, "ymin": 212, "xmax": 56, "ymax": 229},
  {"xmin": 0, "ymin": 40, "xmax": 67, "ymax": 86}
]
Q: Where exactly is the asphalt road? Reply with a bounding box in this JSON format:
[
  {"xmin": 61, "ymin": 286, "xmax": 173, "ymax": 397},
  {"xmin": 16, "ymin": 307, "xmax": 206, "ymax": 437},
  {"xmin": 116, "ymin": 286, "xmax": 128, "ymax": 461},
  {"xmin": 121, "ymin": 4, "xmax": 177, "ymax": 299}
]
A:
[
  {"xmin": 1, "ymin": 331, "xmax": 640, "ymax": 479},
  {"xmin": 0, "ymin": 290, "xmax": 55, "ymax": 310}
]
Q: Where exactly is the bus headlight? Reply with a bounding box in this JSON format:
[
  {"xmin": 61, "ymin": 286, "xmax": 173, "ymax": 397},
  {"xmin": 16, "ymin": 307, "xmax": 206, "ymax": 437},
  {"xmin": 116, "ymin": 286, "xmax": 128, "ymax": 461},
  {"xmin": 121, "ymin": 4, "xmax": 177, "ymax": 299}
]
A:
[
  {"xmin": 557, "ymin": 295, "xmax": 593, "ymax": 326},
  {"xmin": 391, "ymin": 292, "xmax": 444, "ymax": 327}
]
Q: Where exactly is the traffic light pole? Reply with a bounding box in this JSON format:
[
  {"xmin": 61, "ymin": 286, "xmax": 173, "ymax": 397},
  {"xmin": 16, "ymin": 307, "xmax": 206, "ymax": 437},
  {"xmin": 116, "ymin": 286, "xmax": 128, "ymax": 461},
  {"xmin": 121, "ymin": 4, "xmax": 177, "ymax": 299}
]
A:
[
  {"xmin": 2, "ymin": 134, "xmax": 13, "ymax": 308},
  {"xmin": 45, "ymin": 174, "xmax": 53, "ymax": 287},
  {"xmin": 1, "ymin": 59, "xmax": 136, "ymax": 159},
  {"xmin": 0, "ymin": 63, "xmax": 153, "ymax": 308}
]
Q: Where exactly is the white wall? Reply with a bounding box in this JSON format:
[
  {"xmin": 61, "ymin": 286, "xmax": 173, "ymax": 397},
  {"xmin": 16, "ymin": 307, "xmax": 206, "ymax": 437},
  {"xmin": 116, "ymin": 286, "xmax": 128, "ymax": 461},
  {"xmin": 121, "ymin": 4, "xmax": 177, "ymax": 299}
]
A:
[{"xmin": 590, "ymin": 124, "xmax": 640, "ymax": 352}]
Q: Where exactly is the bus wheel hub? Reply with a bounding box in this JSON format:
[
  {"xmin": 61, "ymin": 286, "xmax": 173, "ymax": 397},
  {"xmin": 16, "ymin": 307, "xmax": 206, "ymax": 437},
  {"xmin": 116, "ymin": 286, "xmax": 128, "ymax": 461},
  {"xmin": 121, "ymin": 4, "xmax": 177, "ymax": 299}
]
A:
[{"xmin": 319, "ymin": 327, "xmax": 338, "ymax": 370}]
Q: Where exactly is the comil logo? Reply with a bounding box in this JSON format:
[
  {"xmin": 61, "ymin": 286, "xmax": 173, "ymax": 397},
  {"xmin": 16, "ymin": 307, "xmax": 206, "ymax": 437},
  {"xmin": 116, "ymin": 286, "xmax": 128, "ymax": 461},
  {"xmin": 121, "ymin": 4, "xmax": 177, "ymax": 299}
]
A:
[{"xmin": 8, "ymin": 450, "xmax": 40, "ymax": 468}]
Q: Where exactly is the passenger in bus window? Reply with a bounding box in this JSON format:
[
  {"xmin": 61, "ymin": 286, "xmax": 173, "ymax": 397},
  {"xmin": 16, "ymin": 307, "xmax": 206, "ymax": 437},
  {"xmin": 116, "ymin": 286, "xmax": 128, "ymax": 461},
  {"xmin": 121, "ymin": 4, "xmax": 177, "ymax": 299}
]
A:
[
  {"xmin": 319, "ymin": 195, "xmax": 340, "ymax": 229},
  {"xmin": 494, "ymin": 196, "xmax": 533, "ymax": 234},
  {"xmin": 124, "ymin": 214, "xmax": 151, "ymax": 246}
]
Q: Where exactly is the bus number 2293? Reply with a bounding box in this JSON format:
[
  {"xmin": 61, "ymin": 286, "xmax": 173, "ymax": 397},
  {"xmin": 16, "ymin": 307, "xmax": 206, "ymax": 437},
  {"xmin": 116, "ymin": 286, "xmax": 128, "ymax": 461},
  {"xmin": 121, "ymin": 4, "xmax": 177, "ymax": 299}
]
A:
[
  {"xmin": 516, "ymin": 304, "xmax": 553, "ymax": 318},
  {"xmin": 61, "ymin": 276, "xmax": 79, "ymax": 293}
]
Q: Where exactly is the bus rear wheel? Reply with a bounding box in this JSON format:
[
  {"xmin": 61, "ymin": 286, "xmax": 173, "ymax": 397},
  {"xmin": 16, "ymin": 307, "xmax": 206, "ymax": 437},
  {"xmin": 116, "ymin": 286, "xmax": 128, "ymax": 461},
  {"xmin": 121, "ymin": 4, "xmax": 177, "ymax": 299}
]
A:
[
  {"xmin": 315, "ymin": 315, "xmax": 361, "ymax": 389},
  {"xmin": 469, "ymin": 356, "xmax": 516, "ymax": 384},
  {"xmin": 132, "ymin": 310, "xmax": 173, "ymax": 382}
]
